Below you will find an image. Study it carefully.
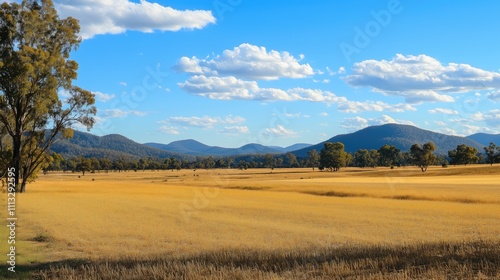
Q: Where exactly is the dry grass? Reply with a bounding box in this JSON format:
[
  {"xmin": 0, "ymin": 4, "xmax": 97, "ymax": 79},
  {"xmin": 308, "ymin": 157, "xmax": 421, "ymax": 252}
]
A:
[
  {"xmin": 1, "ymin": 165, "xmax": 499, "ymax": 278},
  {"xmin": 25, "ymin": 241, "xmax": 500, "ymax": 279}
]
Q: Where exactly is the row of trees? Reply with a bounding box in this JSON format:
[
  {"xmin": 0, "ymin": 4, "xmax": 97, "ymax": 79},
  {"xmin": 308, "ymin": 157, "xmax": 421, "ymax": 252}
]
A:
[
  {"xmin": 319, "ymin": 141, "xmax": 500, "ymax": 172},
  {"xmin": 41, "ymin": 141, "xmax": 500, "ymax": 176},
  {"xmin": 43, "ymin": 152, "xmax": 315, "ymax": 174}
]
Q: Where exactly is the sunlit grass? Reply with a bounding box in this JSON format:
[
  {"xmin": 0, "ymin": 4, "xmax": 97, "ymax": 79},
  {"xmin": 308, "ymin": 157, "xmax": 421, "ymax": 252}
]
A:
[{"xmin": 0, "ymin": 165, "xmax": 499, "ymax": 278}]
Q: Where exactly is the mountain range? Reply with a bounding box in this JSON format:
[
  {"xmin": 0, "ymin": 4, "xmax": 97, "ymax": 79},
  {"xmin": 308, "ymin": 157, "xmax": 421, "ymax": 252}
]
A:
[
  {"xmin": 144, "ymin": 140, "xmax": 311, "ymax": 156},
  {"xmin": 293, "ymin": 124, "xmax": 488, "ymax": 157},
  {"xmin": 49, "ymin": 124, "xmax": 499, "ymax": 159},
  {"xmin": 466, "ymin": 133, "xmax": 500, "ymax": 147}
]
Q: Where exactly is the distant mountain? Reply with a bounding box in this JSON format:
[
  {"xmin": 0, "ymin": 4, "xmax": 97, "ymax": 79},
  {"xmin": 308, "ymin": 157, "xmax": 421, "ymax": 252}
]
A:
[
  {"xmin": 293, "ymin": 124, "xmax": 485, "ymax": 157},
  {"xmin": 51, "ymin": 124, "xmax": 485, "ymax": 160},
  {"xmin": 467, "ymin": 133, "xmax": 500, "ymax": 147},
  {"xmin": 145, "ymin": 139, "xmax": 228, "ymax": 156},
  {"xmin": 144, "ymin": 140, "xmax": 287, "ymax": 156},
  {"xmin": 269, "ymin": 143, "xmax": 313, "ymax": 153},
  {"xmin": 50, "ymin": 131, "xmax": 183, "ymax": 160}
]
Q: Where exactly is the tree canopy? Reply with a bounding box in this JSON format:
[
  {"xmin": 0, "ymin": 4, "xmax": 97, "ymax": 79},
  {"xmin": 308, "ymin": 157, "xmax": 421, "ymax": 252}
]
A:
[
  {"xmin": 319, "ymin": 142, "xmax": 347, "ymax": 172},
  {"xmin": 0, "ymin": 0, "xmax": 95, "ymax": 192},
  {"xmin": 410, "ymin": 142, "xmax": 436, "ymax": 172},
  {"xmin": 448, "ymin": 144, "xmax": 479, "ymax": 166}
]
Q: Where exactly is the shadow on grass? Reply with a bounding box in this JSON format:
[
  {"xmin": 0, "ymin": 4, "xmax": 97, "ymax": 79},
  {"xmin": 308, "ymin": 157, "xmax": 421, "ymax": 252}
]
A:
[{"xmin": 2, "ymin": 240, "xmax": 499, "ymax": 279}]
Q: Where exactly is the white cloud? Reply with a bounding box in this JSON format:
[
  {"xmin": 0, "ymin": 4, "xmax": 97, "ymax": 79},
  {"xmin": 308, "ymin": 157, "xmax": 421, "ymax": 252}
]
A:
[
  {"xmin": 178, "ymin": 75, "xmax": 259, "ymax": 100},
  {"xmin": 340, "ymin": 116, "xmax": 368, "ymax": 130},
  {"xmin": 119, "ymin": 82, "xmax": 127, "ymax": 86},
  {"xmin": 440, "ymin": 127, "xmax": 460, "ymax": 136},
  {"xmin": 336, "ymin": 100, "xmax": 416, "ymax": 113},
  {"xmin": 341, "ymin": 115, "xmax": 415, "ymax": 131},
  {"xmin": 319, "ymin": 112, "xmax": 329, "ymax": 117},
  {"xmin": 56, "ymin": 0, "xmax": 216, "ymax": 39},
  {"xmin": 469, "ymin": 112, "xmax": 485, "ymax": 121},
  {"xmin": 428, "ymin": 108, "xmax": 459, "ymax": 115},
  {"xmin": 103, "ymin": 109, "xmax": 146, "ymax": 118},
  {"xmin": 179, "ymin": 76, "xmax": 416, "ymax": 113},
  {"xmin": 434, "ymin": 121, "xmax": 448, "ymax": 126},
  {"xmin": 484, "ymin": 109, "xmax": 500, "ymax": 128},
  {"xmin": 161, "ymin": 115, "xmax": 245, "ymax": 129},
  {"xmin": 264, "ymin": 125, "xmax": 298, "ymax": 137},
  {"xmin": 461, "ymin": 124, "xmax": 483, "ymax": 135},
  {"xmin": 325, "ymin": 66, "xmax": 345, "ymax": 76},
  {"xmin": 344, "ymin": 54, "xmax": 500, "ymax": 104},
  {"xmin": 487, "ymin": 91, "xmax": 500, "ymax": 102},
  {"xmin": 93, "ymin": 91, "xmax": 116, "ymax": 102},
  {"xmin": 174, "ymin": 43, "xmax": 314, "ymax": 80},
  {"xmin": 159, "ymin": 126, "xmax": 180, "ymax": 135},
  {"xmin": 219, "ymin": 126, "xmax": 250, "ymax": 134}
]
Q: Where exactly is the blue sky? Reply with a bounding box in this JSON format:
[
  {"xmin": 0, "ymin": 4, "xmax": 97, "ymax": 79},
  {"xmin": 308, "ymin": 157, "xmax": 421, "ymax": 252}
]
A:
[{"xmin": 26, "ymin": 0, "xmax": 500, "ymax": 147}]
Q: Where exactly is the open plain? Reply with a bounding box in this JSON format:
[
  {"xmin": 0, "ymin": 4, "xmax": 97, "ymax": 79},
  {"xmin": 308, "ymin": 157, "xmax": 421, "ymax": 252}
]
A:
[{"xmin": 1, "ymin": 165, "xmax": 500, "ymax": 279}]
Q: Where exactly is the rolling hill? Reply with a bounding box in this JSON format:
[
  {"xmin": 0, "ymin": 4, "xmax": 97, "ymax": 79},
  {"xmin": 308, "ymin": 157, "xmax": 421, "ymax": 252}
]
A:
[
  {"xmin": 293, "ymin": 124, "xmax": 485, "ymax": 157},
  {"xmin": 50, "ymin": 131, "xmax": 183, "ymax": 160},
  {"xmin": 466, "ymin": 133, "xmax": 500, "ymax": 147},
  {"xmin": 144, "ymin": 140, "xmax": 307, "ymax": 156},
  {"xmin": 49, "ymin": 124, "xmax": 489, "ymax": 159}
]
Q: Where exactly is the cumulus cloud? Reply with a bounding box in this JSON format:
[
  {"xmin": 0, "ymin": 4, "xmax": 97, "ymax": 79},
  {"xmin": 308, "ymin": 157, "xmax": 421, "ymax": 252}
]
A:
[
  {"xmin": 103, "ymin": 109, "xmax": 146, "ymax": 118},
  {"xmin": 179, "ymin": 75, "xmax": 416, "ymax": 113},
  {"xmin": 264, "ymin": 125, "xmax": 298, "ymax": 137},
  {"xmin": 56, "ymin": 0, "xmax": 216, "ymax": 39},
  {"xmin": 160, "ymin": 115, "xmax": 245, "ymax": 129},
  {"xmin": 341, "ymin": 115, "xmax": 415, "ymax": 131},
  {"xmin": 344, "ymin": 54, "xmax": 500, "ymax": 104},
  {"xmin": 219, "ymin": 126, "xmax": 250, "ymax": 134},
  {"xmin": 174, "ymin": 43, "xmax": 314, "ymax": 80},
  {"xmin": 336, "ymin": 101, "xmax": 416, "ymax": 113},
  {"xmin": 159, "ymin": 126, "xmax": 180, "ymax": 135},
  {"xmin": 428, "ymin": 108, "xmax": 459, "ymax": 115},
  {"xmin": 93, "ymin": 91, "xmax": 115, "ymax": 102},
  {"xmin": 487, "ymin": 91, "xmax": 500, "ymax": 102},
  {"xmin": 484, "ymin": 109, "xmax": 500, "ymax": 128}
]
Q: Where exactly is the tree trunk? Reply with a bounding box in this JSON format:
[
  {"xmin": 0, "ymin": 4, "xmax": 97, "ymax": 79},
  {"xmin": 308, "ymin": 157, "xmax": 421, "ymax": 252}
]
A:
[
  {"xmin": 20, "ymin": 179, "xmax": 27, "ymax": 193},
  {"xmin": 12, "ymin": 135, "xmax": 21, "ymax": 192}
]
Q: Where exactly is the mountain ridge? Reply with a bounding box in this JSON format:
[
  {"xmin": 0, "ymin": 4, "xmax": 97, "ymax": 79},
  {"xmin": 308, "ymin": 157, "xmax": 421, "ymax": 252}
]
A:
[
  {"xmin": 49, "ymin": 124, "xmax": 492, "ymax": 159},
  {"xmin": 293, "ymin": 124, "xmax": 485, "ymax": 157},
  {"xmin": 466, "ymin": 133, "xmax": 500, "ymax": 147}
]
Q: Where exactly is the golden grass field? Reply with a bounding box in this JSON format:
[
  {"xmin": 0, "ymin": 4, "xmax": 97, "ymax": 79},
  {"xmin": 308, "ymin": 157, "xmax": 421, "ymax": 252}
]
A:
[{"xmin": 1, "ymin": 165, "xmax": 500, "ymax": 279}]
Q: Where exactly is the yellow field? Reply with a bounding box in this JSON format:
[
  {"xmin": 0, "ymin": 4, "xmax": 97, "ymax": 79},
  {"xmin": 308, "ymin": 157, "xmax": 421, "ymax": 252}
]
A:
[{"xmin": 1, "ymin": 165, "xmax": 500, "ymax": 278}]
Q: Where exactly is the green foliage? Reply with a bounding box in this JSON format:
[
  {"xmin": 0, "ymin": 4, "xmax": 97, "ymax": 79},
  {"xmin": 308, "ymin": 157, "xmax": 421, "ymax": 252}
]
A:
[
  {"xmin": 377, "ymin": 144, "xmax": 400, "ymax": 167},
  {"xmin": 75, "ymin": 156, "xmax": 92, "ymax": 175},
  {"xmin": 448, "ymin": 144, "xmax": 479, "ymax": 166},
  {"xmin": 410, "ymin": 142, "xmax": 437, "ymax": 172},
  {"xmin": 285, "ymin": 152, "xmax": 299, "ymax": 168},
  {"xmin": 353, "ymin": 149, "xmax": 375, "ymax": 168},
  {"xmin": 0, "ymin": 0, "xmax": 95, "ymax": 192},
  {"xmin": 306, "ymin": 149, "xmax": 319, "ymax": 170},
  {"xmin": 319, "ymin": 142, "xmax": 347, "ymax": 172},
  {"xmin": 483, "ymin": 142, "xmax": 499, "ymax": 166}
]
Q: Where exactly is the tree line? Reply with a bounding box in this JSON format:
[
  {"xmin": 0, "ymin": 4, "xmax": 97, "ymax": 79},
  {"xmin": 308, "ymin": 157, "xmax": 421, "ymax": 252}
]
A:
[
  {"xmin": 318, "ymin": 141, "xmax": 500, "ymax": 172},
  {"xmin": 38, "ymin": 141, "xmax": 500, "ymax": 176}
]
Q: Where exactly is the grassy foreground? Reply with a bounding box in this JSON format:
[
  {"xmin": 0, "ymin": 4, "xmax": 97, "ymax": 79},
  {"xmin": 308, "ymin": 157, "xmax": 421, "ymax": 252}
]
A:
[
  {"xmin": 1, "ymin": 165, "xmax": 500, "ymax": 279},
  {"xmin": 3, "ymin": 241, "xmax": 499, "ymax": 279}
]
